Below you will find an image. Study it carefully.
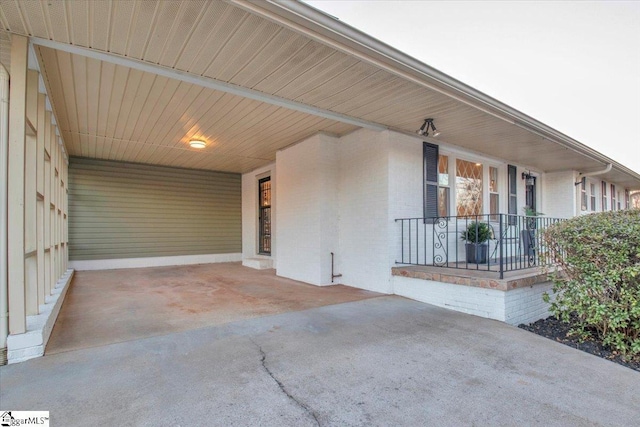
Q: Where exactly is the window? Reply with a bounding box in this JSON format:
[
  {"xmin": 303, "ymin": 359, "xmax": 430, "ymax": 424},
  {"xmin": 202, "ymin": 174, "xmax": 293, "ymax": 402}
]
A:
[
  {"xmin": 611, "ymin": 184, "xmax": 616, "ymax": 211},
  {"xmin": 489, "ymin": 167, "xmax": 499, "ymax": 220},
  {"xmin": 602, "ymin": 181, "xmax": 608, "ymax": 211},
  {"xmin": 456, "ymin": 159, "xmax": 483, "ymax": 217},
  {"xmin": 590, "ymin": 183, "xmax": 596, "ymax": 211},
  {"xmin": 438, "ymin": 155, "xmax": 450, "ymax": 217},
  {"xmin": 618, "ymin": 191, "xmax": 622, "ymax": 210},
  {"xmin": 581, "ymin": 178, "xmax": 587, "ymax": 211},
  {"xmin": 508, "ymin": 165, "xmax": 517, "ymax": 224}
]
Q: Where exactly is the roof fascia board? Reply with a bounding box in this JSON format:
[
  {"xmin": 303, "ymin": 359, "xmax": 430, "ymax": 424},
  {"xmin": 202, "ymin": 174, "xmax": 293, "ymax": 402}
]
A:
[
  {"xmin": 235, "ymin": 0, "xmax": 639, "ymax": 182},
  {"xmin": 30, "ymin": 37, "xmax": 387, "ymax": 133}
]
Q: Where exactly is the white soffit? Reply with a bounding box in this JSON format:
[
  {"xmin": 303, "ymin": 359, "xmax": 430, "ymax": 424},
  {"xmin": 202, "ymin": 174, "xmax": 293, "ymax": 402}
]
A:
[
  {"xmin": 1, "ymin": 0, "xmax": 637, "ymax": 185},
  {"xmin": 35, "ymin": 46, "xmax": 357, "ymax": 172}
]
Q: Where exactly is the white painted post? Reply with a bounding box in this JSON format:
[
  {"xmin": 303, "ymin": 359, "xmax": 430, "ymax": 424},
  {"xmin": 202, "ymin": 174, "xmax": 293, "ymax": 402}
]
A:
[
  {"xmin": 7, "ymin": 35, "xmax": 28, "ymax": 334},
  {"xmin": 43, "ymin": 113, "xmax": 51, "ymax": 297},
  {"xmin": 36, "ymin": 93, "xmax": 46, "ymax": 306},
  {"xmin": 0, "ymin": 63, "xmax": 10, "ymax": 359},
  {"xmin": 25, "ymin": 70, "xmax": 39, "ymax": 316}
]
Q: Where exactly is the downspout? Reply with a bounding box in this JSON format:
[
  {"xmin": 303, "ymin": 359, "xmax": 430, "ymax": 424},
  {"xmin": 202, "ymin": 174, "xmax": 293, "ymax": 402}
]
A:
[
  {"xmin": 574, "ymin": 163, "xmax": 613, "ymax": 185},
  {"xmin": 0, "ymin": 64, "xmax": 9, "ymax": 364}
]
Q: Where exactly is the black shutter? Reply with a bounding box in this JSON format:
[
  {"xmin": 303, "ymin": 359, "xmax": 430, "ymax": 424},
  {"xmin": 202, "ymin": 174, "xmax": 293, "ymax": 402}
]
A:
[
  {"xmin": 424, "ymin": 142, "xmax": 439, "ymax": 221},
  {"xmin": 508, "ymin": 165, "xmax": 517, "ymax": 225}
]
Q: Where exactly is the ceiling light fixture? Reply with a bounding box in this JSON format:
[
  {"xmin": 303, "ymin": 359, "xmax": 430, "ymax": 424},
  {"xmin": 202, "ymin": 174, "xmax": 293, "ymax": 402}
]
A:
[
  {"xmin": 189, "ymin": 139, "xmax": 206, "ymax": 149},
  {"xmin": 416, "ymin": 118, "xmax": 440, "ymax": 138}
]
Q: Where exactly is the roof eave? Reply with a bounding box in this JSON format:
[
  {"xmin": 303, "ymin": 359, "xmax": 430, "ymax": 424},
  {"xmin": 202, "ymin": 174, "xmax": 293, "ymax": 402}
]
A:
[{"xmin": 231, "ymin": 0, "xmax": 640, "ymax": 187}]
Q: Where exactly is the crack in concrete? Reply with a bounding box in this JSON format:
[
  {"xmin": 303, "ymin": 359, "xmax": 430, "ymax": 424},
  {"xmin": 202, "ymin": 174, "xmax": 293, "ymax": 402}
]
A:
[{"xmin": 251, "ymin": 340, "xmax": 321, "ymax": 427}]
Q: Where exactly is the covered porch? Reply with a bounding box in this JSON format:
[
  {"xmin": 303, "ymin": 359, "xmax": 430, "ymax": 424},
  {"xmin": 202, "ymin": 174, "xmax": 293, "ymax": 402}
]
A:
[
  {"xmin": 395, "ymin": 213, "xmax": 564, "ymax": 279},
  {"xmin": 2, "ymin": 0, "xmax": 639, "ymax": 365}
]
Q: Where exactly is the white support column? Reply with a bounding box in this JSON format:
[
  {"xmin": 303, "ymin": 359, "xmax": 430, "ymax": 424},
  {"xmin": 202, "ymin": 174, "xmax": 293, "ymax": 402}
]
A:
[
  {"xmin": 36, "ymin": 93, "xmax": 45, "ymax": 306},
  {"xmin": 25, "ymin": 70, "xmax": 38, "ymax": 316},
  {"xmin": 43, "ymin": 113, "xmax": 51, "ymax": 297},
  {"xmin": 50, "ymin": 135, "xmax": 57, "ymax": 285},
  {"xmin": 7, "ymin": 35, "xmax": 28, "ymax": 334},
  {"xmin": 1, "ymin": 63, "xmax": 10, "ymax": 361},
  {"xmin": 62, "ymin": 161, "xmax": 68, "ymax": 270}
]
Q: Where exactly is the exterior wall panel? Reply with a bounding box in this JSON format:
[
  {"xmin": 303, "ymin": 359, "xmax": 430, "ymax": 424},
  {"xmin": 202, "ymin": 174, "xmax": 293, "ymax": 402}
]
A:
[
  {"xmin": 69, "ymin": 157, "xmax": 241, "ymax": 260},
  {"xmin": 275, "ymin": 133, "xmax": 339, "ymax": 286}
]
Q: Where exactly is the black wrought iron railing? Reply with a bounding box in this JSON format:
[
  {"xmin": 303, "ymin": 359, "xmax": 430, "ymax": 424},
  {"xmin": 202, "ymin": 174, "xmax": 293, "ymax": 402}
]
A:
[{"xmin": 395, "ymin": 213, "xmax": 564, "ymax": 279}]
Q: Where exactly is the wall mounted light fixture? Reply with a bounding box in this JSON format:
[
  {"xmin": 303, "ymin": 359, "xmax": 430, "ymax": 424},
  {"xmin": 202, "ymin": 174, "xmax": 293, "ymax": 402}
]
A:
[
  {"xmin": 522, "ymin": 171, "xmax": 535, "ymax": 186},
  {"xmin": 416, "ymin": 118, "xmax": 440, "ymax": 137}
]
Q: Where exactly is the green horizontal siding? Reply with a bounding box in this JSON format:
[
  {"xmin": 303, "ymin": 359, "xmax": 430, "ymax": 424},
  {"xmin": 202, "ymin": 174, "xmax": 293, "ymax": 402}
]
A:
[{"xmin": 69, "ymin": 157, "xmax": 241, "ymax": 260}]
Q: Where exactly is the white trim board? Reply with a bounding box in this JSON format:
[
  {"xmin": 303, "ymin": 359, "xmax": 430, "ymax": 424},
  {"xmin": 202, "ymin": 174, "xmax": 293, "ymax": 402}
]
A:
[{"xmin": 69, "ymin": 253, "xmax": 243, "ymax": 271}]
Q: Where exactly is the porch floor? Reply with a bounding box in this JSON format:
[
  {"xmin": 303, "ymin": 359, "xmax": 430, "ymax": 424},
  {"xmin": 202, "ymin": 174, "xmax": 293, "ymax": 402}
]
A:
[
  {"xmin": 46, "ymin": 262, "xmax": 380, "ymax": 355},
  {"xmin": 391, "ymin": 264, "xmax": 550, "ymax": 291}
]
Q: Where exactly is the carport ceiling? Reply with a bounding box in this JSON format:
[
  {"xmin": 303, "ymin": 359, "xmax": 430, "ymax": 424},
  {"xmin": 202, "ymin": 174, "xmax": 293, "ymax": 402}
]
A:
[{"xmin": 0, "ymin": 0, "xmax": 628, "ymax": 177}]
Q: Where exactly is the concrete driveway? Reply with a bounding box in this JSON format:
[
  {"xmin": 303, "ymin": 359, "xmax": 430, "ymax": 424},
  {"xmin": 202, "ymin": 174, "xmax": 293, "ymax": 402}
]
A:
[
  {"xmin": 1, "ymin": 296, "xmax": 638, "ymax": 426},
  {"xmin": 47, "ymin": 263, "xmax": 379, "ymax": 354}
]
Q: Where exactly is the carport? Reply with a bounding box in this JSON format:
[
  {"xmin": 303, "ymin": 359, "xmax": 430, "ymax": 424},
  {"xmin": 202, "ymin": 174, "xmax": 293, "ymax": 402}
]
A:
[
  {"xmin": 4, "ymin": 0, "xmax": 638, "ymax": 364},
  {"xmin": 47, "ymin": 263, "xmax": 379, "ymax": 354}
]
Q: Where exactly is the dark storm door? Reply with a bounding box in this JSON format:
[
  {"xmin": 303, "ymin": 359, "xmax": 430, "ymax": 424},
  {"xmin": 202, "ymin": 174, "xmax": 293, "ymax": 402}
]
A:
[
  {"xmin": 525, "ymin": 176, "xmax": 537, "ymax": 213},
  {"xmin": 258, "ymin": 177, "xmax": 271, "ymax": 255}
]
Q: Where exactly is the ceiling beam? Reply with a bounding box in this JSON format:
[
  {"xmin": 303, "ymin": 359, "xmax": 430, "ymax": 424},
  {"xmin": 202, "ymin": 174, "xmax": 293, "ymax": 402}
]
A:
[{"xmin": 30, "ymin": 37, "xmax": 387, "ymax": 132}]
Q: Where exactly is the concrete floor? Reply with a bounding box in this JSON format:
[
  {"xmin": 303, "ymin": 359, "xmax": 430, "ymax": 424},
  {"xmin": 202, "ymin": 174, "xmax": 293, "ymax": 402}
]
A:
[
  {"xmin": 46, "ymin": 263, "xmax": 379, "ymax": 354},
  {"xmin": 2, "ymin": 296, "xmax": 638, "ymax": 426}
]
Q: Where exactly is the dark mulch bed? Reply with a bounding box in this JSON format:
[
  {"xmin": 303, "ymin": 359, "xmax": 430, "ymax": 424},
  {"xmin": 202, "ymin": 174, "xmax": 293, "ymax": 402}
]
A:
[{"xmin": 519, "ymin": 316, "xmax": 640, "ymax": 372}]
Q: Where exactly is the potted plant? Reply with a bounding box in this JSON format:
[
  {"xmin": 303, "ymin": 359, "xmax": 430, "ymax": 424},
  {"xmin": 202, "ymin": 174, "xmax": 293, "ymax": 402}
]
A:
[{"xmin": 461, "ymin": 221, "xmax": 491, "ymax": 264}]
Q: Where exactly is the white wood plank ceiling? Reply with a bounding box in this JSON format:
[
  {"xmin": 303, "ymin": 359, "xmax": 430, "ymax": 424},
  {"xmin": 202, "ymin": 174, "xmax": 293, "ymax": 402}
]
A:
[{"xmin": 0, "ymin": 0, "xmax": 635, "ymax": 183}]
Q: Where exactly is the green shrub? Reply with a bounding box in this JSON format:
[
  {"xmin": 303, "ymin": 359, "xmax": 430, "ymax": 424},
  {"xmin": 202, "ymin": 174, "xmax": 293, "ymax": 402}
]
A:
[
  {"xmin": 542, "ymin": 209, "xmax": 640, "ymax": 359},
  {"xmin": 460, "ymin": 221, "xmax": 491, "ymax": 244}
]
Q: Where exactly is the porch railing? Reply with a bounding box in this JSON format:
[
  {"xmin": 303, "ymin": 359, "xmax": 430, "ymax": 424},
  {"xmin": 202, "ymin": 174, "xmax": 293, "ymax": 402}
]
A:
[{"xmin": 395, "ymin": 213, "xmax": 564, "ymax": 279}]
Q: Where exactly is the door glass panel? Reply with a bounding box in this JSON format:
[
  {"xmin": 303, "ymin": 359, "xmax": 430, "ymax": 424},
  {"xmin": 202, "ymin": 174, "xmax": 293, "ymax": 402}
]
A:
[{"xmin": 258, "ymin": 177, "xmax": 271, "ymax": 255}]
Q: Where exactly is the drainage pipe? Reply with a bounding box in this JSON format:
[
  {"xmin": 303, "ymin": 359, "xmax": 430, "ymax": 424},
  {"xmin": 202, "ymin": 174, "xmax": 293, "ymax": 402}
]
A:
[
  {"xmin": 331, "ymin": 252, "xmax": 342, "ymax": 283},
  {"xmin": 0, "ymin": 64, "xmax": 9, "ymax": 363}
]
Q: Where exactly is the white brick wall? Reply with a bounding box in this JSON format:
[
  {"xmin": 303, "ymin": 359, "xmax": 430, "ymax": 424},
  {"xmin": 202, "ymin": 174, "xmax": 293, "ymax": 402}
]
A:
[
  {"xmin": 337, "ymin": 129, "xmax": 392, "ymax": 293},
  {"xmin": 542, "ymin": 170, "xmax": 577, "ymax": 218},
  {"xmin": 393, "ymin": 275, "xmax": 553, "ymax": 325},
  {"xmin": 241, "ymin": 128, "xmax": 576, "ymax": 325},
  {"xmin": 388, "ymin": 133, "xmax": 424, "ymax": 268},
  {"xmin": 504, "ymin": 282, "xmax": 554, "ymax": 325},
  {"xmin": 393, "ymin": 276, "xmax": 506, "ymax": 321},
  {"xmin": 275, "ymin": 134, "xmax": 339, "ymax": 286}
]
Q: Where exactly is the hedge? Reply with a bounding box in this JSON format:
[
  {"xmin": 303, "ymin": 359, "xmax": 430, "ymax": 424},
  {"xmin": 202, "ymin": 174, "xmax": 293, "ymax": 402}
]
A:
[{"xmin": 541, "ymin": 209, "xmax": 640, "ymax": 358}]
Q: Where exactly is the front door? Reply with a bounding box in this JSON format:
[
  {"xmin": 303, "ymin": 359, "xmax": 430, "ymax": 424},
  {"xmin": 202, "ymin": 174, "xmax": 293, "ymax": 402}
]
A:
[{"xmin": 258, "ymin": 177, "xmax": 271, "ymax": 255}]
